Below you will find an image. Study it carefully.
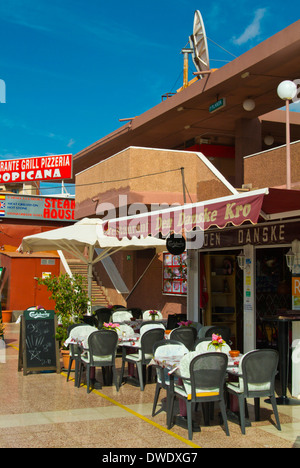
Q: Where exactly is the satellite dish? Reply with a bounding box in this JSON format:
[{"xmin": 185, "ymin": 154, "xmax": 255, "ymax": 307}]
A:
[{"xmin": 189, "ymin": 10, "xmax": 210, "ymax": 74}]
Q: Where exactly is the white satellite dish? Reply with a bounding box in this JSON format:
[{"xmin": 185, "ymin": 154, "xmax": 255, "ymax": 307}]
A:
[{"xmin": 189, "ymin": 10, "xmax": 210, "ymax": 74}]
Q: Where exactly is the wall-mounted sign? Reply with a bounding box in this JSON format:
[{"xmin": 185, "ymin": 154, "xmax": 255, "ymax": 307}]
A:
[
  {"xmin": 292, "ymin": 277, "xmax": 300, "ymax": 310},
  {"xmin": 0, "ymin": 154, "xmax": 73, "ymax": 183},
  {"xmin": 201, "ymin": 221, "xmax": 300, "ymax": 249},
  {"xmin": 209, "ymin": 97, "xmax": 226, "ymax": 113},
  {"xmin": 0, "ymin": 194, "xmax": 75, "ymax": 221},
  {"xmin": 166, "ymin": 234, "xmax": 186, "ymax": 255}
]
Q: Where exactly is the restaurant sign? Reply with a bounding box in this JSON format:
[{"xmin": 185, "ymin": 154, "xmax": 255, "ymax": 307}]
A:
[
  {"xmin": 0, "ymin": 194, "xmax": 75, "ymax": 222},
  {"xmin": 0, "ymin": 154, "xmax": 73, "ymax": 183},
  {"xmin": 202, "ymin": 221, "xmax": 300, "ymax": 249},
  {"xmin": 104, "ymin": 193, "xmax": 265, "ymax": 239}
]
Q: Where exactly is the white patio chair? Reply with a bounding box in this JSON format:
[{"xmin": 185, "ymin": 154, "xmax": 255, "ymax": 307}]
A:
[{"xmin": 111, "ymin": 310, "xmax": 133, "ymax": 322}]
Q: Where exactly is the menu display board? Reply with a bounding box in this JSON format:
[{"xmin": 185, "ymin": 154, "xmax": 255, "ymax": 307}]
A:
[
  {"xmin": 18, "ymin": 309, "xmax": 60, "ymax": 375},
  {"xmin": 162, "ymin": 252, "xmax": 187, "ymax": 296}
]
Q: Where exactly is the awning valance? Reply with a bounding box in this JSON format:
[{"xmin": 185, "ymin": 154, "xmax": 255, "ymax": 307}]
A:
[{"xmin": 103, "ymin": 188, "xmax": 269, "ymax": 239}]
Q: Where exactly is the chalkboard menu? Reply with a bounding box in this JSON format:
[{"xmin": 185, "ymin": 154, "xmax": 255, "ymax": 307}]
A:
[{"xmin": 18, "ymin": 309, "xmax": 60, "ymax": 375}]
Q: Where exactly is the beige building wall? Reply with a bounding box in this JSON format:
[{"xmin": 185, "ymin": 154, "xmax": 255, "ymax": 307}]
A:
[
  {"xmin": 75, "ymin": 146, "xmax": 236, "ymax": 219},
  {"xmin": 244, "ymin": 140, "xmax": 300, "ymax": 190}
]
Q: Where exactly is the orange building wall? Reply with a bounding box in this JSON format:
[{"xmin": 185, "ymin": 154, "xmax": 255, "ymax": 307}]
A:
[{"xmin": 1, "ymin": 255, "xmax": 59, "ymax": 311}]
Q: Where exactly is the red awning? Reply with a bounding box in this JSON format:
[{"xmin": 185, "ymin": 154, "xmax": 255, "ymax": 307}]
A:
[
  {"xmin": 260, "ymin": 188, "xmax": 300, "ymax": 216},
  {"xmin": 103, "ymin": 189, "xmax": 271, "ymax": 239}
]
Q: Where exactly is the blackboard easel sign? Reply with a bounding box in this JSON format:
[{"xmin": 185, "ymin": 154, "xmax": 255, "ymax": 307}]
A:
[{"xmin": 18, "ymin": 309, "xmax": 60, "ymax": 375}]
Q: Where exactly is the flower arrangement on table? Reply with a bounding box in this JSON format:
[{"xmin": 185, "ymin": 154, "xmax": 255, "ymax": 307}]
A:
[
  {"xmin": 102, "ymin": 322, "xmax": 120, "ymax": 331},
  {"xmin": 149, "ymin": 310, "xmax": 159, "ymax": 320},
  {"xmin": 208, "ymin": 333, "xmax": 226, "ymax": 351},
  {"xmin": 177, "ymin": 320, "xmax": 193, "ymax": 327}
]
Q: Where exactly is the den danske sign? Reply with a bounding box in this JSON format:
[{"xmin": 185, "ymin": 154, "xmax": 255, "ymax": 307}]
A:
[{"xmin": 202, "ymin": 222, "xmax": 299, "ymax": 248}]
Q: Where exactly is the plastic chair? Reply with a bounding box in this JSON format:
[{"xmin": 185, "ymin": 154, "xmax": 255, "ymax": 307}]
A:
[
  {"xmin": 111, "ymin": 310, "xmax": 133, "ymax": 322},
  {"xmin": 152, "ymin": 340, "xmax": 188, "ymax": 417},
  {"xmin": 127, "ymin": 308, "xmax": 143, "ymax": 319},
  {"xmin": 140, "ymin": 322, "xmax": 165, "ymax": 336},
  {"xmin": 66, "ymin": 323, "xmax": 91, "ymax": 386},
  {"xmin": 116, "ymin": 323, "xmax": 135, "ymax": 339},
  {"xmin": 226, "ymin": 349, "xmax": 281, "ymax": 434},
  {"xmin": 119, "ymin": 328, "xmax": 165, "ymax": 391},
  {"xmin": 111, "ymin": 305, "xmax": 126, "ymax": 311},
  {"xmin": 94, "ymin": 308, "xmax": 112, "ymax": 328},
  {"xmin": 169, "ymin": 326, "xmax": 196, "ymax": 351},
  {"xmin": 168, "ymin": 352, "xmax": 230, "ymax": 440},
  {"xmin": 143, "ymin": 310, "xmax": 163, "ymax": 320},
  {"xmin": 79, "ymin": 329, "xmax": 119, "ymax": 393},
  {"xmin": 166, "ymin": 314, "xmax": 187, "ymax": 330}
]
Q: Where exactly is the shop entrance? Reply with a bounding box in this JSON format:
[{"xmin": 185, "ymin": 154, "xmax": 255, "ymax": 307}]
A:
[{"xmin": 256, "ymin": 247, "xmax": 292, "ymax": 349}]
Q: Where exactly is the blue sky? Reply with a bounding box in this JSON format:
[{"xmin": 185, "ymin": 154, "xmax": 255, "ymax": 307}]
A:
[{"xmin": 0, "ymin": 1, "xmax": 299, "ymax": 195}]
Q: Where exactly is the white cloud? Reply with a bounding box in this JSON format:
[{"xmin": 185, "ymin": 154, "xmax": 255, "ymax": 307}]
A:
[
  {"xmin": 232, "ymin": 8, "xmax": 267, "ymax": 46},
  {"xmin": 67, "ymin": 138, "xmax": 75, "ymax": 148}
]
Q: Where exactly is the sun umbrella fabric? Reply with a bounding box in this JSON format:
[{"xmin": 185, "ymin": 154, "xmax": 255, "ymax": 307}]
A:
[{"xmin": 20, "ymin": 218, "xmax": 166, "ymax": 299}]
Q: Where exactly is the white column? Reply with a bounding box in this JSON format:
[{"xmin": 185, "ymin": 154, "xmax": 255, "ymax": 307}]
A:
[
  {"xmin": 292, "ymin": 322, "xmax": 300, "ymax": 398},
  {"xmin": 243, "ymin": 244, "xmax": 256, "ymax": 353},
  {"xmin": 187, "ymin": 250, "xmax": 199, "ymax": 322}
]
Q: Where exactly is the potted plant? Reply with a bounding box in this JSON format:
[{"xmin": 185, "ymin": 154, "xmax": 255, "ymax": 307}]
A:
[
  {"xmin": 38, "ymin": 273, "xmax": 89, "ymax": 368},
  {"xmin": 0, "ymin": 319, "xmax": 5, "ymax": 341}
]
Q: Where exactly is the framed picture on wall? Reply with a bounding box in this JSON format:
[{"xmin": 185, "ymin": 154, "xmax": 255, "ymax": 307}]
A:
[{"xmin": 162, "ymin": 252, "xmax": 187, "ymax": 296}]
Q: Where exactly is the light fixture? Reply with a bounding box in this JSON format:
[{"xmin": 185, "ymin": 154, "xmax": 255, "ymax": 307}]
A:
[
  {"xmin": 243, "ymin": 98, "xmax": 255, "ymax": 111},
  {"xmin": 237, "ymin": 250, "xmax": 246, "ymax": 270},
  {"xmin": 264, "ymin": 135, "xmax": 274, "ymax": 146},
  {"xmin": 277, "ymin": 80, "xmax": 297, "ymax": 101},
  {"xmin": 277, "ymin": 80, "xmax": 297, "ymax": 190},
  {"xmin": 285, "ymin": 239, "xmax": 300, "ymax": 272},
  {"xmin": 285, "ymin": 248, "xmax": 295, "ymax": 272}
]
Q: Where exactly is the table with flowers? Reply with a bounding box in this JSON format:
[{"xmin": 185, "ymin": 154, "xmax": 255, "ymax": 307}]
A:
[{"xmin": 150, "ymin": 343, "xmax": 242, "ymax": 429}]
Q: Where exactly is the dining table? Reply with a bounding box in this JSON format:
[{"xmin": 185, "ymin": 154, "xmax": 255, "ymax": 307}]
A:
[
  {"xmin": 121, "ymin": 319, "xmax": 167, "ymax": 333},
  {"xmin": 150, "ymin": 352, "xmax": 243, "ymax": 429},
  {"xmin": 63, "ymin": 325, "xmax": 98, "ymax": 349}
]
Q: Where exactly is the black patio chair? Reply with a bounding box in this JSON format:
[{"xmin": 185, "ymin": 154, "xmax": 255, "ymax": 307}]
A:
[
  {"xmin": 168, "ymin": 352, "xmax": 230, "ymax": 440},
  {"xmin": 66, "ymin": 323, "xmax": 86, "ymax": 386},
  {"xmin": 152, "ymin": 340, "xmax": 188, "ymax": 417},
  {"xmin": 79, "ymin": 329, "xmax": 119, "ymax": 393},
  {"xmin": 226, "ymin": 349, "xmax": 281, "ymax": 434},
  {"xmin": 169, "ymin": 326, "xmax": 196, "ymax": 351},
  {"xmin": 166, "ymin": 313, "xmax": 187, "ymax": 330},
  {"xmin": 119, "ymin": 328, "xmax": 165, "ymax": 391},
  {"xmin": 127, "ymin": 307, "xmax": 143, "ymax": 319},
  {"xmin": 94, "ymin": 308, "xmax": 112, "ymax": 328}
]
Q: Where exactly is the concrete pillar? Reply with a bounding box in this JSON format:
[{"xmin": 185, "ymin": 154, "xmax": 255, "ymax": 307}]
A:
[{"xmin": 235, "ymin": 118, "xmax": 262, "ymax": 187}]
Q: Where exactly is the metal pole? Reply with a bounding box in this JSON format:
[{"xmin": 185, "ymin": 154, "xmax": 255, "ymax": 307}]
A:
[
  {"xmin": 180, "ymin": 167, "xmax": 187, "ymax": 204},
  {"xmin": 286, "ymin": 99, "xmax": 291, "ymax": 190}
]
